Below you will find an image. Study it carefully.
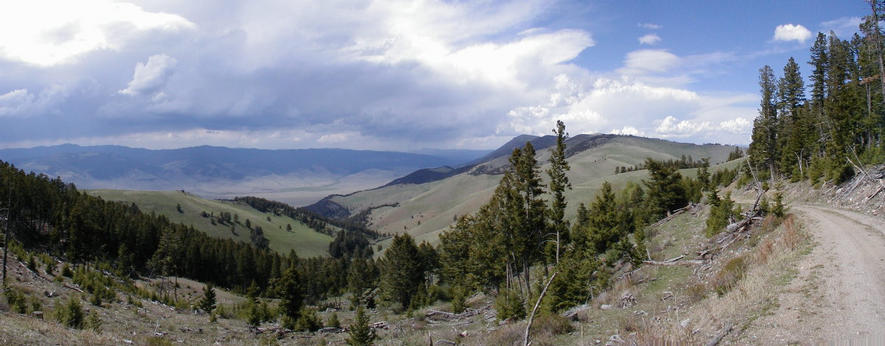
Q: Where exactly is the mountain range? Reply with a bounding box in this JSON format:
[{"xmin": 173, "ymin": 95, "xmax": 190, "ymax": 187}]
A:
[{"xmin": 0, "ymin": 144, "xmax": 487, "ymax": 206}]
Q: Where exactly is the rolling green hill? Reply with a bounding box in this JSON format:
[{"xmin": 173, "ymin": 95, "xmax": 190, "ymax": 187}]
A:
[
  {"xmin": 310, "ymin": 134, "xmax": 742, "ymax": 245},
  {"xmin": 87, "ymin": 189, "xmax": 334, "ymax": 257}
]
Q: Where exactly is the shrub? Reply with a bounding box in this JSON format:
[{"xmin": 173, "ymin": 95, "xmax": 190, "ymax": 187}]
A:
[
  {"xmin": 711, "ymin": 256, "xmax": 747, "ymax": 296},
  {"xmin": 61, "ymin": 264, "xmax": 73, "ymax": 278},
  {"xmin": 327, "ymin": 312, "xmax": 341, "ymax": 328},
  {"xmin": 705, "ymin": 190, "xmax": 738, "ymax": 236},
  {"xmin": 27, "ymin": 255, "xmax": 37, "ymax": 272},
  {"xmin": 56, "ymin": 296, "xmax": 85, "ymax": 329},
  {"xmin": 533, "ymin": 313, "xmax": 574, "ymax": 336},
  {"xmin": 294, "ymin": 307, "xmax": 322, "ymax": 332},
  {"xmin": 451, "ymin": 286, "xmax": 467, "ymax": 314},
  {"xmin": 4, "ymin": 287, "xmax": 28, "ymax": 314},
  {"xmin": 495, "ymin": 288, "xmax": 526, "ymax": 320},
  {"xmin": 685, "ymin": 284, "xmax": 706, "ymax": 303},
  {"xmin": 758, "ymin": 195, "xmax": 770, "ymax": 215},
  {"xmin": 772, "ymin": 192, "xmax": 785, "ymax": 218},
  {"xmin": 85, "ymin": 311, "xmax": 102, "ymax": 332}
]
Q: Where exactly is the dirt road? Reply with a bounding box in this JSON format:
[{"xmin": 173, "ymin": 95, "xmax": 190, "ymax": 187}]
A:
[{"xmin": 744, "ymin": 205, "xmax": 885, "ymax": 343}]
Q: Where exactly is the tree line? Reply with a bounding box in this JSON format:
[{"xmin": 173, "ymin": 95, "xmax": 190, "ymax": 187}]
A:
[
  {"xmin": 749, "ymin": 7, "xmax": 885, "ymax": 184},
  {"xmin": 0, "ymin": 161, "xmax": 373, "ymax": 306},
  {"xmin": 0, "ymin": 119, "xmax": 744, "ymax": 326},
  {"xmin": 234, "ymin": 196, "xmax": 379, "ymax": 239}
]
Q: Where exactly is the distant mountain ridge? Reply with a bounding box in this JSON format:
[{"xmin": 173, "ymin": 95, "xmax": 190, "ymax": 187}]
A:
[
  {"xmin": 303, "ymin": 133, "xmax": 742, "ymax": 244},
  {"xmin": 0, "ymin": 144, "xmax": 488, "ymax": 206}
]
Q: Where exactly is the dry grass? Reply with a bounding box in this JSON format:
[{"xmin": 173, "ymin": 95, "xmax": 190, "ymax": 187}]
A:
[{"xmin": 649, "ymin": 212, "xmax": 810, "ymax": 342}]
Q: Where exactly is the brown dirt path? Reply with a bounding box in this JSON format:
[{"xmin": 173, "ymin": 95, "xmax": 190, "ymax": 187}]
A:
[{"xmin": 742, "ymin": 205, "xmax": 885, "ymax": 344}]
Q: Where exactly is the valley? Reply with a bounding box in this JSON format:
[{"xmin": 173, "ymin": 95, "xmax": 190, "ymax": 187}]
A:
[
  {"xmin": 1, "ymin": 1, "xmax": 884, "ymax": 343},
  {"xmin": 86, "ymin": 190, "xmax": 335, "ymax": 258}
]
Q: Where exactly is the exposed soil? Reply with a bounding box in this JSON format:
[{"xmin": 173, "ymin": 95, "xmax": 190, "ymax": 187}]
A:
[{"xmin": 742, "ymin": 205, "xmax": 885, "ymax": 343}]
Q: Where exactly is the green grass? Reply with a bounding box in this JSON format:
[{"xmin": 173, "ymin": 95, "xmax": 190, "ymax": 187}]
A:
[
  {"xmin": 340, "ymin": 137, "xmax": 741, "ymax": 246},
  {"xmin": 88, "ymin": 190, "xmax": 333, "ymax": 257}
]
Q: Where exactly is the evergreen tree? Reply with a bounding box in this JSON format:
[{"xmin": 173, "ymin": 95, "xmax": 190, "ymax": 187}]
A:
[
  {"xmin": 546, "ymin": 120, "xmax": 571, "ymax": 264},
  {"xmin": 749, "ymin": 65, "xmax": 780, "ymax": 179},
  {"xmin": 778, "ymin": 57, "xmax": 808, "ymax": 176},
  {"xmin": 199, "ymin": 284, "xmax": 217, "ymax": 313},
  {"xmin": 379, "ymin": 234, "xmax": 423, "ymax": 309},
  {"xmin": 347, "ymin": 305, "xmax": 376, "ymax": 346},
  {"xmin": 643, "ymin": 158, "xmax": 688, "ymax": 218},
  {"xmin": 584, "ymin": 182, "xmax": 621, "ymax": 254},
  {"xmin": 705, "ymin": 189, "xmax": 738, "ymax": 236},
  {"xmin": 277, "ymin": 266, "xmax": 303, "ymax": 329}
]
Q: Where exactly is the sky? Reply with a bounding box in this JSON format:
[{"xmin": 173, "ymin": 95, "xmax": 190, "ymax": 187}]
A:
[{"xmin": 0, "ymin": 0, "xmax": 872, "ymax": 151}]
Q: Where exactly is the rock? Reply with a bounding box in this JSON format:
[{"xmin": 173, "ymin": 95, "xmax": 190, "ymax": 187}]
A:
[
  {"xmin": 600, "ymin": 304, "xmax": 613, "ymax": 310},
  {"xmin": 459, "ymin": 330, "xmax": 469, "ymax": 337},
  {"xmin": 606, "ymin": 334, "xmax": 624, "ymax": 345},
  {"xmin": 319, "ymin": 327, "xmax": 343, "ymax": 334},
  {"xmin": 561, "ymin": 304, "xmax": 590, "ymax": 320},
  {"xmin": 618, "ymin": 293, "xmax": 636, "ymax": 308},
  {"xmin": 680, "ymin": 318, "xmax": 690, "ymax": 328}
]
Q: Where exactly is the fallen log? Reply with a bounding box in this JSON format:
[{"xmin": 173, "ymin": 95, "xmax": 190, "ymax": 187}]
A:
[
  {"xmin": 867, "ymin": 182, "xmax": 885, "ymax": 201},
  {"xmin": 642, "ymin": 259, "xmax": 706, "ymax": 266},
  {"xmin": 648, "ymin": 204, "xmax": 694, "ymax": 228},
  {"xmin": 63, "ymin": 283, "xmax": 84, "ymax": 293},
  {"xmin": 706, "ymin": 323, "xmax": 734, "ymax": 346}
]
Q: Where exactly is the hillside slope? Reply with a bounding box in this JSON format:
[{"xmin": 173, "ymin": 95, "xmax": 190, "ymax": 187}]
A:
[
  {"xmin": 88, "ymin": 190, "xmax": 334, "ymax": 257},
  {"xmin": 308, "ymin": 134, "xmax": 740, "ymax": 243}
]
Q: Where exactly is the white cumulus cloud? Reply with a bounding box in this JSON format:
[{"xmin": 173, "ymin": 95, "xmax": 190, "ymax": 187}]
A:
[
  {"xmin": 0, "ymin": 0, "xmax": 194, "ymax": 67},
  {"xmin": 619, "ymin": 49, "xmax": 681, "ymax": 75},
  {"xmin": 610, "ymin": 126, "xmax": 644, "ymax": 136},
  {"xmin": 773, "ymin": 24, "xmax": 812, "ymax": 43},
  {"xmin": 638, "ymin": 34, "xmax": 661, "ymax": 45},
  {"xmin": 119, "ymin": 55, "xmax": 178, "ymax": 97}
]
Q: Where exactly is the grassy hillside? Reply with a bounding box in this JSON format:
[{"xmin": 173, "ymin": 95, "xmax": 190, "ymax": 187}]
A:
[
  {"xmin": 326, "ymin": 135, "xmax": 741, "ymax": 246},
  {"xmin": 88, "ymin": 189, "xmax": 333, "ymax": 257}
]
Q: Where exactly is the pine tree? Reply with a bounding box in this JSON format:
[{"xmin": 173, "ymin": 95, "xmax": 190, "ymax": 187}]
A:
[
  {"xmin": 379, "ymin": 233, "xmax": 423, "ymax": 310},
  {"xmin": 748, "ymin": 65, "xmax": 779, "ymax": 179},
  {"xmin": 277, "ymin": 266, "xmax": 303, "ymax": 329},
  {"xmin": 199, "ymin": 284, "xmax": 217, "ymax": 313},
  {"xmin": 585, "ymin": 182, "xmax": 620, "ymax": 254},
  {"xmin": 546, "ymin": 120, "xmax": 571, "ymax": 264},
  {"xmin": 643, "ymin": 158, "xmax": 688, "ymax": 218},
  {"xmin": 347, "ymin": 305, "xmax": 376, "ymax": 346},
  {"xmin": 778, "ymin": 57, "xmax": 807, "ymax": 177}
]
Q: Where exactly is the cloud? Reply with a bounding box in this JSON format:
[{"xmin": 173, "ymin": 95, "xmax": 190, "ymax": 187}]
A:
[
  {"xmin": 0, "ymin": 84, "xmax": 75, "ymax": 117},
  {"xmin": 0, "ymin": 89, "xmax": 33, "ymax": 116},
  {"xmin": 654, "ymin": 115, "xmax": 752, "ymax": 139},
  {"xmin": 0, "ymin": 0, "xmax": 759, "ymax": 150},
  {"xmin": 655, "ymin": 115, "xmax": 711, "ymax": 136},
  {"xmin": 504, "ymin": 44, "xmax": 757, "ymax": 146},
  {"xmin": 610, "ymin": 126, "xmax": 644, "ymax": 136},
  {"xmin": 638, "ymin": 23, "xmax": 662, "ymax": 30},
  {"xmin": 0, "ymin": 0, "xmax": 194, "ymax": 67},
  {"xmin": 773, "ymin": 24, "xmax": 812, "ymax": 43},
  {"xmin": 820, "ymin": 17, "xmax": 862, "ymax": 37},
  {"xmin": 638, "ymin": 34, "xmax": 661, "ymax": 45},
  {"xmin": 620, "ymin": 49, "xmax": 680, "ymax": 74},
  {"xmin": 119, "ymin": 55, "xmax": 178, "ymax": 96}
]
